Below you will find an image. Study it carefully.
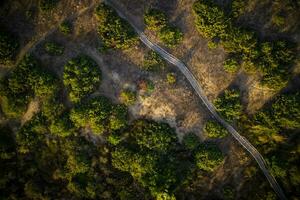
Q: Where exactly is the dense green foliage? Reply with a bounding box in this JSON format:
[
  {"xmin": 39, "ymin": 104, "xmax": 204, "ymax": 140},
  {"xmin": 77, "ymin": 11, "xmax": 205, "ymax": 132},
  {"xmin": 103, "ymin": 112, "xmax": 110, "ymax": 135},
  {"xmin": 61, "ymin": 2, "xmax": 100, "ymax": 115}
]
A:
[
  {"xmin": 40, "ymin": 0, "xmax": 59, "ymax": 11},
  {"xmin": 143, "ymin": 50, "xmax": 166, "ymax": 72},
  {"xmin": 44, "ymin": 41, "xmax": 64, "ymax": 55},
  {"xmin": 120, "ymin": 89, "xmax": 136, "ymax": 105},
  {"xmin": 204, "ymin": 121, "xmax": 229, "ymax": 138},
  {"xmin": 0, "ymin": 30, "xmax": 19, "ymax": 64},
  {"xmin": 214, "ymin": 89, "xmax": 242, "ymax": 122},
  {"xmin": 241, "ymin": 92, "xmax": 300, "ymax": 198},
  {"xmin": 192, "ymin": 0, "xmax": 297, "ymax": 90},
  {"xmin": 158, "ymin": 26, "xmax": 183, "ymax": 47},
  {"xmin": 182, "ymin": 132, "xmax": 200, "ymax": 150},
  {"xmin": 95, "ymin": 3, "xmax": 138, "ymax": 49},
  {"xmin": 111, "ymin": 120, "xmax": 188, "ymax": 199},
  {"xmin": 59, "ymin": 21, "xmax": 72, "ymax": 35},
  {"xmin": 0, "ymin": 55, "xmax": 57, "ymax": 117},
  {"xmin": 195, "ymin": 143, "xmax": 224, "ymax": 172},
  {"xmin": 144, "ymin": 8, "xmax": 183, "ymax": 47},
  {"xmin": 70, "ymin": 96, "xmax": 127, "ymax": 134},
  {"xmin": 63, "ymin": 55, "xmax": 101, "ymax": 103}
]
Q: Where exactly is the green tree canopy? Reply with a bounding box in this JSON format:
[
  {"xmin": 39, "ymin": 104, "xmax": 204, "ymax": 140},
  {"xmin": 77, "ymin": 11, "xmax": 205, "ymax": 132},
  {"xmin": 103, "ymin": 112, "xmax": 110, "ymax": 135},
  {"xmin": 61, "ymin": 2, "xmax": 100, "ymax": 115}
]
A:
[
  {"xmin": 95, "ymin": 3, "xmax": 138, "ymax": 49},
  {"xmin": 63, "ymin": 55, "xmax": 101, "ymax": 103}
]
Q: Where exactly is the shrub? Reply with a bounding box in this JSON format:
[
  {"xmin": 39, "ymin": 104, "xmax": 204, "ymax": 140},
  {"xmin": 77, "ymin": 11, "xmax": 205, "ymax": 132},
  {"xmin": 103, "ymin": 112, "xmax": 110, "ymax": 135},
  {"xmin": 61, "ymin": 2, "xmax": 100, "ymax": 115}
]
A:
[
  {"xmin": 95, "ymin": 3, "xmax": 138, "ymax": 49},
  {"xmin": 143, "ymin": 51, "xmax": 166, "ymax": 72},
  {"xmin": 44, "ymin": 41, "xmax": 64, "ymax": 55},
  {"xmin": 144, "ymin": 9, "xmax": 167, "ymax": 31},
  {"xmin": 223, "ymin": 58, "xmax": 239, "ymax": 73},
  {"xmin": 214, "ymin": 89, "xmax": 242, "ymax": 122},
  {"xmin": 0, "ymin": 30, "xmax": 19, "ymax": 64},
  {"xmin": 63, "ymin": 55, "xmax": 101, "ymax": 103},
  {"xmin": 195, "ymin": 142, "xmax": 224, "ymax": 172},
  {"xmin": 59, "ymin": 21, "xmax": 72, "ymax": 35},
  {"xmin": 204, "ymin": 121, "xmax": 229, "ymax": 138},
  {"xmin": 158, "ymin": 26, "xmax": 183, "ymax": 47},
  {"xmin": 120, "ymin": 90, "xmax": 136, "ymax": 105},
  {"xmin": 40, "ymin": 0, "xmax": 59, "ymax": 11},
  {"xmin": 166, "ymin": 73, "xmax": 176, "ymax": 84}
]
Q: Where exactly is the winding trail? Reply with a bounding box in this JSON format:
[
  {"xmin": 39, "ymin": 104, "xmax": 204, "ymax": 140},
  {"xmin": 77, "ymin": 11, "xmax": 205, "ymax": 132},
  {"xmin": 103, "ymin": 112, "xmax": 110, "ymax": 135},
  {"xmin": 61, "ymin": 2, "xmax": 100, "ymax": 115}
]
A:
[
  {"xmin": 106, "ymin": 1, "xmax": 287, "ymax": 199},
  {"xmin": 14, "ymin": 2, "xmax": 97, "ymax": 66}
]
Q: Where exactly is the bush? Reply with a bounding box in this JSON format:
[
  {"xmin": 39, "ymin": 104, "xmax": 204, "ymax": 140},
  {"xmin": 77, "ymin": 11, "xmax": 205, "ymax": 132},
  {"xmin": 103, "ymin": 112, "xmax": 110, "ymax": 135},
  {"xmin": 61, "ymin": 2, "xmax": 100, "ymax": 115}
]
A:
[
  {"xmin": 63, "ymin": 55, "xmax": 101, "ymax": 103},
  {"xmin": 120, "ymin": 90, "xmax": 136, "ymax": 105},
  {"xmin": 40, "ymin": 0, "xmax": 59, "ymax": 11},
  {"xmin": 59, "ymin": 21, "xmax": 72, "ymax": 35},
  {"xmin": 44, "ymin": 41, "xmax": 64, "ymax": 55},
  {"xmin": 214, "ymin": 89, "xmax": 242, "ymax": 122},
  {"xmin": 144, "ymin": 9, "xmax": 167, "ymax": 31},
  {"xmin": 204, "ymin": 121, "xmax": 229, "ymax": 138},
  {"xmin": 158, "ymin": 26, "xmax": 183, "ymax": 47},
  {"xmin": 95, "ymin": 3, "xmax": 138, "ymax": 49},
  {"xmin": 223, "ymin": 58, "xmax": 239, "ymax": 73},
  {"xmin": 194, "ymin": 142, "xmax": 224, "ymax": 172},
  {"xmin": 0, "ymin": 30, "xmax": 19, "ymax": 64},
  {"xmin": 143, "ymin": 51, "xmax": 166, "ymax": 72},
  {"xmin": 166, "ymin": 73, "xmax": 176, "ymax": 84}
]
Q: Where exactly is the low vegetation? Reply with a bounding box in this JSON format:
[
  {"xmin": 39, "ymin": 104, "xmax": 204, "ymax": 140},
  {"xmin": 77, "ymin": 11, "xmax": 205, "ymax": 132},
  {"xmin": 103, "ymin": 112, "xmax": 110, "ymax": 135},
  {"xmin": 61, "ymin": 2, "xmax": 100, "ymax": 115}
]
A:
[
  {"xmin": 44, "ymin": 41, "xmax": 64, "ymax": 55},
  {"xmin": 40, "ymin": 0, "xmax": 59, "ymax": 11},
  {"xmin": 0, "ymin": 30, "xmax": 19, "ymax": 65},
  {"xmin": 204, "ymin": 121, "xmax": 229, "ymax": 138},
  {"xmin": 63, "ymin": 55, "xmax": 101, "ymax": 103},
  {"xmin": 95, "ymin": 3, "xmax": 138, "ymax": 49},
  {"xmin": 143, "ymin": 50, "xmax": 166, "ymax": 72},
  {"xmin": 166, "ymin": 73, "xmax": 176, "ymax": 84},
  {"xmin": 59, "ymin": 21, "xmax": 72, "ymax": 35}
]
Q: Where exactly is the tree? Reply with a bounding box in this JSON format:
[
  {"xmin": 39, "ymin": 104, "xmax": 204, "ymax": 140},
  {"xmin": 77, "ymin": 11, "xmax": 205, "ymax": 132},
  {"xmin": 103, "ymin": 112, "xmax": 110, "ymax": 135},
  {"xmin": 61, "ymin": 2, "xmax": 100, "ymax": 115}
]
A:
[
  {"xmin": 166, "ymin": 73, "xmax": 176, "ymax": 84},
  {"xmin": 0, "ymin": 30, "xmax": 19, "ymax": 64},
  {"xmin": 193, "ymin": 0, "xmax": 228, "ymax": 39},
  {"xmin": 63, "ymin": 55, "xmax": 101, "ymax": 103},
  {"xmin": 194, "ymin": 143, "xmax": 224, "ymax": 172},
  {"xmin": 95, "ymin": 3, "xmax": 138, "ymax": 49},
  {"xmin": 214, "ymin": 89, "xmax": 242, "ymax": 122},
  {"xmin": 204, "ymin": 121, "xmax": 229, "ymax": 138},
  {"xmin": 223, "ymin": 58, "xmax": 239, "ymax": 73},
  {"xmin": 70, "ymin": 96, "xmax": 112, "ymax": 134},
  {"xmin": 59, "ymin": 21, "xmax": 72, "ymax": 35},
  {"xmin": 182, "ymin": 132, "xmax": 200, "ymax": 150},
  {"xmin": 0, "ymin": 55, "xmax": 58, "ymax": 117},
  {"xmin": 130, "ymin": 120, "xmax": 177, "ymax": 152},
  {"xmin": 109, "ymin": 104, "xmax": 128, "ymax": 131}
]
